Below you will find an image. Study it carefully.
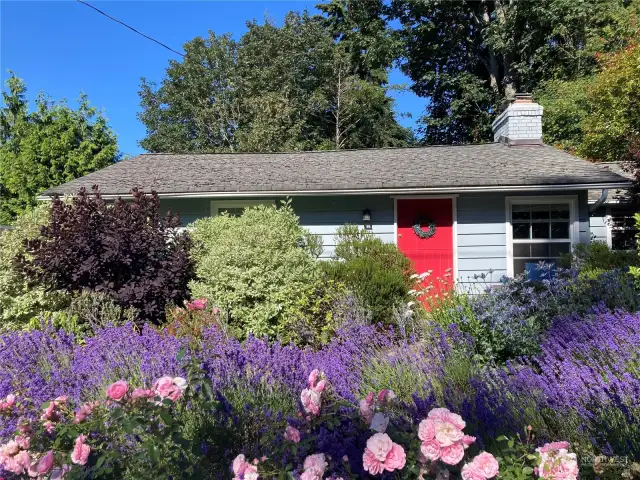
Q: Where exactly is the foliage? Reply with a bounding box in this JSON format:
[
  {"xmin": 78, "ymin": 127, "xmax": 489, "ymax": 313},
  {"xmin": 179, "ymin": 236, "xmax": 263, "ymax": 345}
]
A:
[
  {"xmin": 560, "ymin": 241, "xmax": 639, "ymax": 274},
  {"xmin": 390, "ymin": 0, "xmax": 639, "ymax": 144},
  {"xmin": 138, "ymin": 12, "xmax": 409, "ymax": 153},
  {"xmin": 0, "ymin": 204, "xmax": 69, "ymax": 331},
  {"xmin": 322, "ymin": 224, "xmax": 414, "ymax": 325},
  {"xmin": 189, "ymin": 201, "xmax": 327, "ymax": 341},
  {"xmin": 0, "ymin": 73, "xmax": 120, "ymax": 223},
  {"xmin": 22, "ymin": 188, "xmax": 193, "ymax": 324},
  {"xmin": 578, "ymin": 43, "xmax": 640, "ymax": 162},
  {"xmin": 417, "ymin": 264, "xmax": 640, "ymax": 363}
]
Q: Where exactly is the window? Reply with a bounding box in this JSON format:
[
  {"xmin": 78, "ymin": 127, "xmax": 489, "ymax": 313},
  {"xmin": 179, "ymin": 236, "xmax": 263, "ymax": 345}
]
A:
[
  {"xmin": 210, "ymin": 200, "xmax": 275, "ymax": 218},
  {"xmin": 605, "ymin": 206, "xmax": 638, "ymax": 250},
  {"xmin": 507, "ymin": 197, "xmax": 577, "ymax": 277}
]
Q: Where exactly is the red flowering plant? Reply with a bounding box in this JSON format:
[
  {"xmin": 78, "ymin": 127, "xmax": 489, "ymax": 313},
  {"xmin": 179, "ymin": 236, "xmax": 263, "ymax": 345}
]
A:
[
  {"xmin": 164, "ymin": 298, "xmax": 226, "ymax": 342},
  {"xmin": 0, "ymin": 371, "xmax": 208, "ymax": 480}
]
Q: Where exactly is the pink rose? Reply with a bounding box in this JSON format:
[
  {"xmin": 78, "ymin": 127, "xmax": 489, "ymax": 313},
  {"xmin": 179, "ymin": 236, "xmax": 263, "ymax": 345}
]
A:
[
  {"xmin": 131, "ymin": 388, "xmax": 155, "ymax": 400},
  {"xmin": 363, "ymin": 448, "xmax": 385, "ymax": 475},
  {"xmin": 15, "ymin": 435, "xmax": 31, "ymax": 450},
  {"xmin": 106, "ymin": 380, "xmax": 129, "ymax": 401},
  {"xmin": 434, "ymin": 418, "xmax": 464, "ymax": 447},
  {"xmin": 242, "ymin": 464, "xmax": 259, "ymax": 480},
  {"xmin": 43, "ymin": 421, "xmax": 56, "ymax": 434},
  {"xmin": 313, "ymin": 379, "xmax": 326, "ymax": 393},
  {"xmin": 418, "ymin": 418, "xmax": 436, "ymax": 442},
  {"xmin": 1, "ymin": 440, "xmax": 19, "ymax": 456},
  {"xmin": 2, "ymin": 455, "xmax": 24, "ymax": 475},
  {"xmin": 284, "ymin": 425, "xmax": 301, "ymax": 443},
  {"xmin": 308, "ymin": 369, "xmax": 319, "ymax": 388},
  {"xmin": 359, "ymin": 398, "xmax": 374, "ymax": 424},
  {"xmin": 153, "ymin": 376, "xmax": 185, "ymax": 402},
  {"xmin": 420, "ymin": 439, "xmax": 441, "ymax": 461},
  {"xmin": 74, "ymin": 402, "xmax": 99, "ymax": 424},
  {"xmin": 300, "ymin": 389, "xmax": 321, "ymax": 416},
  {"xmin": 35, "ymin": 451, "xmax": 55, "ymax": 475},
  {"xmin": 440, "ymin": 442, "xmax": 465, "ymax": 465},
  {"xmin": 5, "ymin": 394, "xmax": 15, "ymax": 407},
  {"xmin": 471, "ymin": 452, "xmax": 499, "ymax": 478},
  {"xmin": 187, "ymin": 298, "xmax": 207, "ymax": 310},
  {"xmin": 14, "ymin": 450, "xmax": 31, "ymax": 469},
  {"xmin": 301, "ymin": 453, "xmax": 327, "ymax": 480},
  {"xmin": 40, "ymin": 402, "xmax": 58, "ymax": 422},
  {"xmin": 427, "ymin": 407, "xmax": 451, "ymax": 420},
  {"xmin": 461, "ymin": 463, "xmax": 487, "ymax": 480},
  {"xmin": 376, "ymin": 389, "xmax": 396, "ymax": 405},
  {"xmin": 232, "ymin": 454, "xmax": 247, "ymax": 475},
  {"xmin": 462, "ymin": 435, "xmax": 476, "ymax": 449},
  {"xmin": 70, "ymin": 435, "xmax": 90, "ymax": 465},
  {"xmin": 366, "ymin": 433, "xmax": 393, "ymax": 462},
  {"xmin": 384, "ymin": 443, "xmax": 406, "ymax": 472},
  {"xmin": 537, "ymin": 441, "xmax": 570, "ymax": 454}
]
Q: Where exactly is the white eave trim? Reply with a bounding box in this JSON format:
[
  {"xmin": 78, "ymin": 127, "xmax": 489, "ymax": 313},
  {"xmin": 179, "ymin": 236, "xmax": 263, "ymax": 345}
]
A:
[{"xmin": 37, "ymin": 182, "xmax": 632, "ymax": 201}]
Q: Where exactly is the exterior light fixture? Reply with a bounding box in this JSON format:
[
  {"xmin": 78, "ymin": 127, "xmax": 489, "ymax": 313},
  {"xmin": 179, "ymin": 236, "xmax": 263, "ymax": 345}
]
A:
[{"xmin": 362, "ymin": 209, "xmax": 372, "ymax": 230}]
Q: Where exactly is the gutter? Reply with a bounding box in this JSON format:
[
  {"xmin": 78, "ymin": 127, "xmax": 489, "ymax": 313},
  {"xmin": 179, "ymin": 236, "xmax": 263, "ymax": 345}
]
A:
[
  {"xmin": 588, "ymin": 189, "xmax": 609, "ymax": 213},
  {"xmin": 37, "ymin": 182, "xmax": 632, "ymax": 201}
]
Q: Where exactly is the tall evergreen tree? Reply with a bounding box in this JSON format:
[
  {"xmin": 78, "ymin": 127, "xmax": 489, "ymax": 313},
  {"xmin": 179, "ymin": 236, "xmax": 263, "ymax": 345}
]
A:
[{"xmin": 0, "ymin": 73, "xmax": 120, "ymax": 223}]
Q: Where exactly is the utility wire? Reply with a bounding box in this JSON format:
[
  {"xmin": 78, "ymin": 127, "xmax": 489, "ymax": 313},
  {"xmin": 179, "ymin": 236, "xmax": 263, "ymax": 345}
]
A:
[{"xmin": 76, "ymin": 0, "xmax": 185, "ymax": 58}]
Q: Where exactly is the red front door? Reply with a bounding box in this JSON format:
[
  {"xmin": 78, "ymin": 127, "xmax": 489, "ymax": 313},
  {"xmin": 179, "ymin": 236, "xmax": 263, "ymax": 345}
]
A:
[{"xmin": 397, "ymin": 198, "xmax": 454, "ymax": 293}]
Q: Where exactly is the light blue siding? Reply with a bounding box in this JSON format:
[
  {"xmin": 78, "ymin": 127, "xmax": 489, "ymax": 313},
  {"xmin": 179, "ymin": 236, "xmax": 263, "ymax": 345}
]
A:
[
  {"xmin": 160, "ymin": 190, "xmax": 592, "ymax": 280},
  {"xmin": 589, "ymin": 206, "xmax": 608, "ymax": 244}
]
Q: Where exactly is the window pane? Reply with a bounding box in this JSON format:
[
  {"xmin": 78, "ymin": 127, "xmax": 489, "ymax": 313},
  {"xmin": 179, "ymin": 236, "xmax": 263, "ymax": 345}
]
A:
[
  {"xmin": 550, "ymin": 222, "xmax": 570, "ymax": 239},
  {"xmin": 550, "ymin": 243, "xmax": 571, "ymax": 256},
  {"xmin": 513, "ymin": 223, "xmax": 530, "ymax": 239},
  {"xmin": 612, "ymin": 230, "xmax": 638, "ymax": 250},
  {"xmin": 513, "ymin": 243, "xmax": 530, "ymax": 257},
  {"xmin": 512, "ymin": 205, "xmax": 530, "ymax": 221},
  {"xmin": 532, "ymin": 223, "xmax": 550, "ymax": 239},
  {"xmin": 530, "ymin": 243, "xmax": 550, "ymax": 257},
  {"xmin": 531, "ymin": 204, "xmax": 550, "ymax": 220},
  {"xmin": 218, "ymin": 207, "xmax": 244, "ymax": 217},
  {"xmin": 550, "ymin": 204, "xmax": 570, "ymax": 219}
]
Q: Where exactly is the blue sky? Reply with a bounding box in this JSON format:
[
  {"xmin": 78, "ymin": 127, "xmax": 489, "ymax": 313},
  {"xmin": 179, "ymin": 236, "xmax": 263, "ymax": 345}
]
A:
[{"xmin": 1, "ymin": 1, "xmax": 426, "ymax": 156}]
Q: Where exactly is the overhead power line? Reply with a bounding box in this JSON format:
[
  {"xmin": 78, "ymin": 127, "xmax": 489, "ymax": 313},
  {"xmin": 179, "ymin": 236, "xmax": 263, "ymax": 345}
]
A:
[{"xmin": 76, "ymin": 0, "xmax": 185, "ymax": 58}]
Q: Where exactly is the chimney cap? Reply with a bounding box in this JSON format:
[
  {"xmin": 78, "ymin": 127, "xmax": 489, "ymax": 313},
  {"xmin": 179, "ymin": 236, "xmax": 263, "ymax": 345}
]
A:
[{"xmin": 513, "ymin": 93, "xmax": 533, "ymax": 104}]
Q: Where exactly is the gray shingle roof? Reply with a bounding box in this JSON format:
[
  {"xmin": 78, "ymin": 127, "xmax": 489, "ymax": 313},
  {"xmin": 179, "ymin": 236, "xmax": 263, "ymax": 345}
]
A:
[
  {"xmin": 42, "ymin": 144, "xmax": 631, "ymax": 197},
  {"xmin": 587, "ymin": 162, "xmax": 634, "ymax": 203}
]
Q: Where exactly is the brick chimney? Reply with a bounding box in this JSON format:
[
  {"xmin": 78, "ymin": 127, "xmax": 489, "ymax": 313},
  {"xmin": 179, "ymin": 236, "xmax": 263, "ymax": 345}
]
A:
[{"xmin": 492, "ymin": 93, "xmax": 543, "ymax": 146}]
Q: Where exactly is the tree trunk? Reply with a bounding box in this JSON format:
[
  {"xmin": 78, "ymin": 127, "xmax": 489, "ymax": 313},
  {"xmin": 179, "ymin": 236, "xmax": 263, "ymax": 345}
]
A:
[
  {"xmin": 335, "ymin": 71, "xmax": 342, "ymax": 150},
  {"xmin": 483, "ymin": 3, "xmax": 499, "ymax": 93},
  {"xmin": 495, "ymin": 0, "xmax": 516, "ymax": 100}
]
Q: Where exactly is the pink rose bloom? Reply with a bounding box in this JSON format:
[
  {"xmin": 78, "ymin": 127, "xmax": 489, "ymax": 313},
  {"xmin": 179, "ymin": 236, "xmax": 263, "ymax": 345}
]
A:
[
  {"xmin": 362, "ymin": 449, "xmax": 385, "ymax": 475},
  {"xmin": 54, "ymin": 396, "xmax": 68, "ymax": 404},
  {"xmin": 461, "ymin": 463, "xmax": 487, "ymax": 480},
  {"xmin": 366, "ymin": 433, "xmax": 393, "ymax": 462},
  {"xmin": 434, "ymin": 418, "xmax": 464, "ymax": 447},
  {"xmin": 15, "ymin": 435, "xmax": 31, "ymax": 450},
  {"xmin": 232, "ymin": 454, "xmax": 248, "ymax": 475},
  {"xmin": 370, "ymin": 413, "xmax": 389, "ymax": 433},
  {"xmin": 471, "ymin": 452, "xmax": 499, "ymax": 478},
  {"xmin": 308, "ymin": 369, "xmax": 319, "ymax": 388},
  {"xmin": 427, "ymin": 407, "xmax": 451, "ymax": 420},
  {"xmin": 242, "ymin": 464, "xmax": 259, "ymax": 480},
  {"xmin": 376, "ymin": 389, "xmax": 396, "ymax": 405},
  {"xmin": 359, "ymin": 398, "xmax": 374, "ymax": 424},
  {"xmin": 14, "ymin": 450, "xmax": 31, "ymax": 469},
  {"xmin": 74, "ymin": 402, "xmax": 99, "ymax": 424},
  {"xmin": 418, "ymin": 418, "xmax": 436, "ymax": 442},
  {"xmin": 187, "ymin": 298, "xmax": 207, "ymax": 310},
  {"xmin": 384, "ymin": 443, "xmax": 406, "ymax": 472},
  {"xmin": 462, "ymin": 435, "xmax": 476, "ymax": 449},
  {"xmin": 131, "ymin": 388, "xmax": 155, "ymax": 400},
  {"xmin": 106, "ymin": 380, "xmax": 129, "ymax": 401},
  {"xmin": 284, "ymin": 425, "xmax": 301, "ymax": 443},
  {"xmin": 70, "ymin": 435, "xmax": 90, "ymax": 465},
  {"xmin": 302, "ymin": 453, "xmax": 327, "ymax": 474},
  {"xmin": 153, "ymin": 376, "xmax": 185, "ymax": 402},
  {"xmin": 1, "ymin": 440, "xmax": 19, "ymax": 456},
  {"xmin": 440, "ymin": 442, "xmax": 465, "ymax": 466},
  {"xmin": 300, "ymin": 389, "xmax": 321, "ymax": 416},
  {"xmin": 5, "ymin": 394, "xmax": 15, "ymax": 407},
  {"xmin": 36, "ymin": 451, "xmax": 55, "ymax": 475},
  {"xmin": 43, "ymin": 421, "xmax": 56, "ymax": 434},
  {"xmin": 313, "ymin": 379, "xmax": 326, "ymax": 393},
  {"xmin": 40, "ymin": 402, "xmax": 57, "ymax": 421},
  {"xmin": 2, "ymin": 455, "xmax": 24, "ymax": 475},
  {"xmin": 173, "ymin": 377, "xmax": 188, "ymax": 393},
  {"xmin": 537, "ymin": 441, "xmax": 570, "ymax": 454},
  {"xmin": 420, "ymin": 439, "xmax": 441, "ymax": 462}
]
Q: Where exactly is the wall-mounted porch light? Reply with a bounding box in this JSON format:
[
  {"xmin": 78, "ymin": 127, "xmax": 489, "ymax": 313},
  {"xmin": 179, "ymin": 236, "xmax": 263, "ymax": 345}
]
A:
[{"xmin": 362, "ymin": 209, "xmax": 372, "ymax": 230}]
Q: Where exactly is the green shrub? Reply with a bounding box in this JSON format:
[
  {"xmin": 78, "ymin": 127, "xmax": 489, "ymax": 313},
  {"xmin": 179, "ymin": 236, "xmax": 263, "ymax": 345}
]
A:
[
  {"xmin": 0, "ymin": 204, "xmax": 69, "ymax": 331},
  {"xmin": 189, "ymin": 201, "xmax": 323, "ymax": 340},
  {"xmin": 321, "ymin": 225, "xmax": 413, "ymax": 325},
  {"xmin": 561, "ymin": 241, "xmax": 639, "ymax": 275}
]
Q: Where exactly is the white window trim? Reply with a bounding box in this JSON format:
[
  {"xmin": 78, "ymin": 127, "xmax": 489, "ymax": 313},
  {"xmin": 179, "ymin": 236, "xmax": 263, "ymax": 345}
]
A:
[
  {"xmin": 505, "ymin": 195, "xmax": 579, "ymax": 277},
  {"xmin": 210, "ymin": 199, "xmax": 275, "ymax": 217}
]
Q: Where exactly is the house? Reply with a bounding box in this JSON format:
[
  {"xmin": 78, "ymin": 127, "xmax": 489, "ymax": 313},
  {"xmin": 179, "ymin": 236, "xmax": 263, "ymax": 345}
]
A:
[
  {"xmin": 588, "ymin": 162, "xmax": 637, "ymax": 250},
  {"xmin": 41, "ymin": 95, "xmax": 631, "ymax": 289}
]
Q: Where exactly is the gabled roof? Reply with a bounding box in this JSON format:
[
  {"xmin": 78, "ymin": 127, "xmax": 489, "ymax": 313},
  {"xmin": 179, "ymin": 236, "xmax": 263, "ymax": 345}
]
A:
[{"xmin": 41, "ymin": 143, "xmax": 631, "ymax": 198}]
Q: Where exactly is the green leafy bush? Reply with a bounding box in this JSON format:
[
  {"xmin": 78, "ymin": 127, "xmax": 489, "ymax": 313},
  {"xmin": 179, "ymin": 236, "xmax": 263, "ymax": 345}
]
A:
[
  {"xmin": 0, "ymin": 204, "xmax": 69, "ymax": 331},
  {"xmin": 189, "ymin": 201, "xmax": 324, "ymax": 340},
  {"xmin": 560, "ymin": 241, "xmax": 639, "ymax": 274},
  {"xmin": 321, "ymin": 225, "xmax": 413, "ymax": 325}
]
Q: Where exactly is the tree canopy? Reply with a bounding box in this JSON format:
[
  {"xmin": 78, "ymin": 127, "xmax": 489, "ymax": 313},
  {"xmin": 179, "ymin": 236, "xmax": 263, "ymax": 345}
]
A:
[
  {"xmin": 0, "ymin": 73, "xmax": 120, "ymax": 223},
  {"xmin": 390, "ymin": 0, "xmax": 640, "ymax": 144},
  {"xmin": 138, "ymin": 12, "xmax": 410, "ymax": 153}
]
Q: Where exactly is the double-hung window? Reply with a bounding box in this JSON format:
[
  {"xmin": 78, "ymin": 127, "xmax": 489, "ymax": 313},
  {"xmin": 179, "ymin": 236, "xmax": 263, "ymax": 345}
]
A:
[{"xmin": 507, "ymin": 197, "xmax": 578, "ymax": 277}]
